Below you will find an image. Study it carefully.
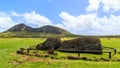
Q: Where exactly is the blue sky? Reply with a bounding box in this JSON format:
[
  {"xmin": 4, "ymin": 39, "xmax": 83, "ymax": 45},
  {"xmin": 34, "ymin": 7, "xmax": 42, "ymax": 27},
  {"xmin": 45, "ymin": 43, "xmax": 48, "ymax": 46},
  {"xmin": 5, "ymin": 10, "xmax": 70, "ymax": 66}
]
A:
[{"xmin": 0, "ymin": 0, "xmax": 120, "ymax": 35}]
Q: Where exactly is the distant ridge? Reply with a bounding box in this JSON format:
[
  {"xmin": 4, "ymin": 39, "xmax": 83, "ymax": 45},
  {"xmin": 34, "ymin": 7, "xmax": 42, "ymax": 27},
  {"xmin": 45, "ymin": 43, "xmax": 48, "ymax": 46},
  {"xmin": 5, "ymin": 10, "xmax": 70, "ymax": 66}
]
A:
[
  {"xmin": 35, "ymin": 25, "xmax": 70, "ymax": 34},
  {"xmin": 5, "ymin": 23, "xmax": 71, "ymax": 34},
  {"xmin": 0, "ymin": 23, "xmax": 74, "ymax": 38},
  {"xmin": 6, "ymin": 23, "xmax": 34, "ymax": 32}
]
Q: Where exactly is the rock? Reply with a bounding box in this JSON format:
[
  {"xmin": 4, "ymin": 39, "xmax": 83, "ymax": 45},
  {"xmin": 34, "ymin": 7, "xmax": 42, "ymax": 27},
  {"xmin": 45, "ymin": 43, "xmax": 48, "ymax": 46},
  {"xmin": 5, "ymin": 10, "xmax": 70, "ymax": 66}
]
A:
[
  {"xmin": 67, "ymin": 56, "xmax": 79, "ymax": 60},
  {"xmin": 36, "ymin": 37, "xmax": 62, "ymax": 50},
  {"xmin": 36, "ymin": 37, "xmax": 102, "ymax": 54},
  {"xmin": 59, "ymin": 37, "xmax": 102, "ymax": 54},
  {"xmin": 16, "ymin": 50, "xmax": 24, "ymax": 54},
  {"xmin": 36, "ymin": 44, "xmax": 43, "ymax": 50},
  {"xmin": 100, "ymin": 57, "xmax": 109, "ymax": 61},
  {"xmin": 82, "ymin": 57, "xmax": 87, "ymax": 60}
]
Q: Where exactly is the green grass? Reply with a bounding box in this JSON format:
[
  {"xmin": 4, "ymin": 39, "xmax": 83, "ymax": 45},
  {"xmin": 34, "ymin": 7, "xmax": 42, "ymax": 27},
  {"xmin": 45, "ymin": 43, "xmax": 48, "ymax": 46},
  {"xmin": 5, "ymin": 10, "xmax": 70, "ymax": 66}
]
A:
[
  {"xmin": 0, "ymin": 32, "xmax": 76, "ymax": 38},
  {"xmin": 0, "ymin": 38, "xmax": 120, "ymax": 68},
  {"xmin": 101, "ymin": 38, "xmax": 120, "ymax": 51}
]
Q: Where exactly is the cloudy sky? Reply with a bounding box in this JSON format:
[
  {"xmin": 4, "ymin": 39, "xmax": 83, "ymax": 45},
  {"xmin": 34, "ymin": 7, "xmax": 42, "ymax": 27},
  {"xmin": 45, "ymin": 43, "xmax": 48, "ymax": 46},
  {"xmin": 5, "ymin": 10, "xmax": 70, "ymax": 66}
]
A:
[{"xmin": 0, "ymin": 0, "xmax": 120, "ymax": 35}]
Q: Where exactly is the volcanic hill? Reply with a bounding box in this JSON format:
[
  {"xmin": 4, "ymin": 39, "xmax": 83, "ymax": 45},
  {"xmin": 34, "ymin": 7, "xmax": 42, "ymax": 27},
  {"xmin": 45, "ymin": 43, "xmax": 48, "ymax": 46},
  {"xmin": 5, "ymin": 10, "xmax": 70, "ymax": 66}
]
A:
[{"xmin": 0, "ymin": 23, "xmax": 73, "ymax": 38}]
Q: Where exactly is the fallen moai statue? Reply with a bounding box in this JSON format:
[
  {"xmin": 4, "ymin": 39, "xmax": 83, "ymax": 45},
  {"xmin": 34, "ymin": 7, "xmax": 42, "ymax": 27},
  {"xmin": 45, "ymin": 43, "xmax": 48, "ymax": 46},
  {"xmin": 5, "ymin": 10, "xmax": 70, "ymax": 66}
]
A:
[
  {"xmin": 36, "ymin": 37, "xmax": 62, "ymax": 50},
  {"xmin": 58, "ymin": 37, "xmax": 102, "ymax": 54},
  {"xmin": 35, "ymin": 37, "xmax": 102, "ymax": 54},
  {"xmin": 17, "ymin": 37, "xmax": 116, "ymax": 59}
]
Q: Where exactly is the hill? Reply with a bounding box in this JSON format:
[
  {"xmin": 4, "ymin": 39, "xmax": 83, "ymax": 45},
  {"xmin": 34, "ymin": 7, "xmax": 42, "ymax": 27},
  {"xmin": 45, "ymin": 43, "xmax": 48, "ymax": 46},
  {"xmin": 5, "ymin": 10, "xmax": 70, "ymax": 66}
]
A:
[
  {"xmin": 35, "ymin": 25, "xmax": 70, "ymax": 34},
  {"xmin": 6, "ymin": 23, "xmax": 34, "ymax": 32},
  {"xmin": 0, "ymin": 23, "xmax": 75, "ymax": 38}
]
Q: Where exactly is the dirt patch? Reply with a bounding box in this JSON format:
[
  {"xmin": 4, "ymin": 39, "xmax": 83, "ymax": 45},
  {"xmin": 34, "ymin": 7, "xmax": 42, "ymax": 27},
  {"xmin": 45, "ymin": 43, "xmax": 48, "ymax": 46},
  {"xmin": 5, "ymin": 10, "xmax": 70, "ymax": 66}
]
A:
[{"xmin": 9, "ymin": 60, "xmax": 23, "ymax": 65}]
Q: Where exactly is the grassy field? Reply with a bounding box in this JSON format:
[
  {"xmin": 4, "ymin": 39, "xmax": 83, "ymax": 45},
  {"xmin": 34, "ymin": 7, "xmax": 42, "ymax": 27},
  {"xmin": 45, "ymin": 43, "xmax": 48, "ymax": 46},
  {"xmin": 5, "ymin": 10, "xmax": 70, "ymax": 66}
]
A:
[{"xmin": 0, "ymin": 38, "xmax": 120, "ymax": 68}]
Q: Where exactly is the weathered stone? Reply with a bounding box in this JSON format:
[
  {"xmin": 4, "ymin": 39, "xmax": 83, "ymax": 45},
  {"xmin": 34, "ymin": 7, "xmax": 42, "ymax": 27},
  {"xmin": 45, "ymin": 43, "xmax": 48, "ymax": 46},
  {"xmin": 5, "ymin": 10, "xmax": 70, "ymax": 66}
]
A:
[
  {"xmin": 16, "ymin": 50, "xmax": 24, "ymax": 54},
  {"xmin": 36, "ymin": 37, "xmax": 62, "ymax": 50},
  {"xmin": 67, "ymin": 56, "xmax": 79, "ymax": 60},
  {"xmin": 36, "ymin": 37, "xmax": 102, "ymax": 54},
  {"xmin": 59, "ymin": 37, "xmax": 102, "ymax": 54}
]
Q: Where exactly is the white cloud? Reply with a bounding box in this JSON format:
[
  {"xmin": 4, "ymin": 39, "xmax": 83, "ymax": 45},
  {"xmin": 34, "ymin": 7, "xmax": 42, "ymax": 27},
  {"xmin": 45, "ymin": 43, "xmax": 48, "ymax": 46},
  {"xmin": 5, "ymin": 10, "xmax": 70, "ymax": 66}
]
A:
[
  {"xmin": 102, "ymin": 15, "xmax": 120, "ymax": 30},
  {"xmin": 87, "ymin": 0, "xmax": 120, "ymax": 12},
  {"xmin": 59, "ymin": 11, "xmax": 120, "ymax": 35},
  {"xmin": 11, "ymin": 11, "xmax": 21, "ymax": 16},
  {"xmin": 59, "ymin": 12, "xmax": 99, "ymax": 31},
  {"xmin": 11, "ymin": 11, "xmax": 53, "ymax": 27},
  {"xmin": 85, "ymin": 0, "xmax": 120, "ymax": 35},
  {"xmin": 0, "ymin": 11, "xmax": 53, "ymax": 32},
  {"xmin": 0, "ymin": 16, "xmax": 16, "ymax": 32},
  {"xmin": 0, "ymin": 10, "xmax": 120, "ymax": 35},
  {"xmin": 0, "ymin": 12, "xmax": 7, "ymax": 16},
  {"xmin": 87, "ymin": 0, "xmax": 101, "ymax": 12},
  {"xmin": 59, "ymin": 12, "xmax": 77, "ymax": 29},
  {"xmin": 102, "ymin": 0, "xmax": 120, "ymax": 12},
  {"xmin": 23, "ymin": 11, "xmax": 52, "ymax": 27}
]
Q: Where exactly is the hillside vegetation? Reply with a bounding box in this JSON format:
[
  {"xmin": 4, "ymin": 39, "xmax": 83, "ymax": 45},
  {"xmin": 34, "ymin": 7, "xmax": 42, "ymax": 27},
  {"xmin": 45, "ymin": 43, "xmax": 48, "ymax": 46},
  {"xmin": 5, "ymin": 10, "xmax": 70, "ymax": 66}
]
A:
[{"xmin": 0, "ymin": 23, "xmax": 76, "ymax": 38}]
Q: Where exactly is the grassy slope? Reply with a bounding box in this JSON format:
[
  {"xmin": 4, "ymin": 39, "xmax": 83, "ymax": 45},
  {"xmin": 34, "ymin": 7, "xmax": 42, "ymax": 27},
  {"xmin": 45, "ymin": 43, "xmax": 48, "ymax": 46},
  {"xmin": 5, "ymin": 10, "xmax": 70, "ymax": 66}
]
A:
[
  {"xmin": 0, "ymin": 38, "xmax": 120, "ymax": 68},
  {"xmin": 0, "ymin": 31, "xmax": 79, "ymax": 38},
  {"xmin": 0, "ymin": 32, "xmax": 67, "ymax": 38}
]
